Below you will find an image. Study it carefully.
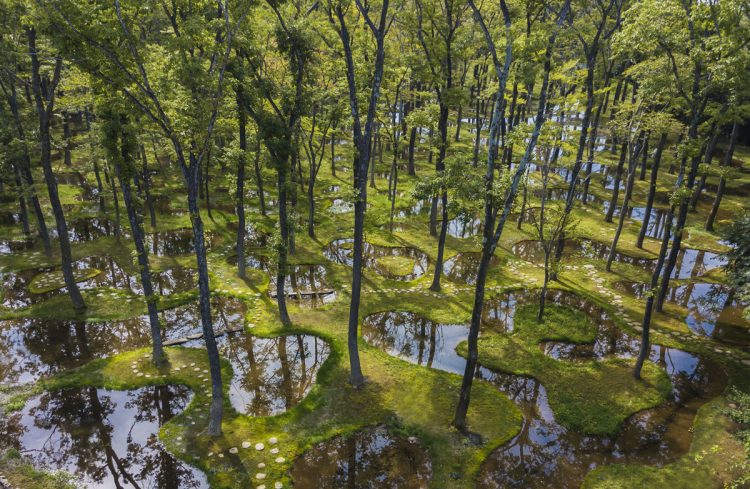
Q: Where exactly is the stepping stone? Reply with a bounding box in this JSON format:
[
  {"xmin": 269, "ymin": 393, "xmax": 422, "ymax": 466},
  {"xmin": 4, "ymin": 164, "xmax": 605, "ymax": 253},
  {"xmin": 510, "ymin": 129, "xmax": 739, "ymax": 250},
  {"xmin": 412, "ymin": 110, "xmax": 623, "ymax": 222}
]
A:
[
  {"xmin": 258, "ymin": 462, "xmax": 266, "ymax": 469},
  {"xmin": 257, "ymin": 486, "xmax": 266, "ymax": 489},
  {"xmin": 274, "ymin": 483, "xmax": 283, "ymax": 489},
  {"xmin": 242, "ymin": 441, "xmax": 252, "ymax": 449},
  {"xmin": 256, "ymin": 473, "xmax": 266, "ymax": 480},
  {"xmin": 270, "ymin": 448, "xmax": 279, "ymax": 454},
  {"xmin": 269, "ymin": 437, "xmax": 278, "ymax": 445},
  {"xmin": 255, "ymin": 443, "xmax": 265, "ymax": 451},
  {"xmin": 229, "ymin": 447, "xmax": 238, "ymax": 454},
  {"xmin": 275, "ymin": 457, "xmax": 285, "ymax": 463}
]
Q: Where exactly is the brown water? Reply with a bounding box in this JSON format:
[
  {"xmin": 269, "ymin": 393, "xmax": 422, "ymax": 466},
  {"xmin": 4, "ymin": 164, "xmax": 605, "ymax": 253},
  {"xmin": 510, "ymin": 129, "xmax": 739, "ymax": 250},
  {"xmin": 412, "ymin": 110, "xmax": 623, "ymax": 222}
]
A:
[
  {"xmin": 0, "ymin": 385, "xmax": 208, "ymax": 488},
  {"xmin": 291, "ymin": 425, "xmax": 432, "ymax": 488},
  {"xmin": 360, "ymin": 289, "xmax": 728, "ymax": 488},
  {"xmin": 324, "ymin": 238, "xmax": 429, "ymax": 281}
]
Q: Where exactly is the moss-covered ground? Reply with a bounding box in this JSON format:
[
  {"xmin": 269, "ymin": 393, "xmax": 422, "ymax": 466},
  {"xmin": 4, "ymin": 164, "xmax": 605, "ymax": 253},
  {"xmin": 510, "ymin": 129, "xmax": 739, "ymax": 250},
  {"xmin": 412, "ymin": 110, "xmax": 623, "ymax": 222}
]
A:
[{"xmin": 0, "ymin": 128, "xmax": 748, "ymax": 488}]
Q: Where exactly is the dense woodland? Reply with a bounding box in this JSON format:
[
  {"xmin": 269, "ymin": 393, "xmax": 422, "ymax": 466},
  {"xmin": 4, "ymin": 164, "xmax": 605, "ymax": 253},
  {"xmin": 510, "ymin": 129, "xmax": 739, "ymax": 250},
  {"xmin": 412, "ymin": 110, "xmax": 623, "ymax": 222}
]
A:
[{"xmin": 0, "ymin": 0, "xmax": 750, "ymax": 487}]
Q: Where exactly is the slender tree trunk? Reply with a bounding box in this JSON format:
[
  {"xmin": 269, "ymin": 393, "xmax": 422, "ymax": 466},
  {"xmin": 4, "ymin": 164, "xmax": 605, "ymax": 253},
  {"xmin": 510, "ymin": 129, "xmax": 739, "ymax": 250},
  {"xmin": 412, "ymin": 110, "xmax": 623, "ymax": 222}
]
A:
[
  {"xmin": 638, "ymin": 132, "xmax": 650, "ymax": 180},
  {"xmin": 430, "ymin": 104, "xmax": 450, "ymax": 291},
  {"xmin": 13, "ymin": 163, "xmax": 31, "ymax": 235},
  {"xmin": 605, "ymin": 141, "xmax": 628, "ymax": 222},
  {"xmin": 607, "ymin": 136, "xmax": 643, "ymax": 271},
  {"xmin": 408, "ymin": 126, "xmax": 418, "ymax": 176},
  {"xmin": 27, "ymin": 30, "xmax": 85, "ymax": 312},
  {"xmin": 276, "ymin": 154, "xmax": 291, "ymax": 326},
  {"xmin": 62, "ymin": 111, "xmax": 72, "ymax": 166},
  {"xmin": 140, "ymin": 144, "xmax": 157, "ymax": 228},
  {"xmin": 254, "ymin": 139, "xmax": 266, "ymax": 216},
  {"xmin": 689, "ymin": 127, "xmax": 719, "ymax": 211},
  {"xmin": 184, "ymin": 150, "xmax": 223, "ymax": 436},
  {"xmin": 706, "ymin": 122, "xmax": 738, "ymax": 231},
  {"xmin": 114, "ymin": 136, "xmax": 165, "ymax": 366},
  {"xmin": 237, "ymin": 97, "xmax": 247, "ymax": 278},
  {"xmin": 637, "ymin": 132, "xmax": 667, "ymax": 248}
]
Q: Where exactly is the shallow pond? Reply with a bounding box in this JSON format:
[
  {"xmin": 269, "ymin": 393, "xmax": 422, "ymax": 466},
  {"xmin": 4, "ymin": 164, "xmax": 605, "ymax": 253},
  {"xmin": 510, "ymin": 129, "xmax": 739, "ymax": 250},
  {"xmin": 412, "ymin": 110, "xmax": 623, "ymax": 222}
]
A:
[
  {"xmin": 144, "ymin": 229, "xmax": 218, "ymax": 256},
  {"xmin": 291, "ymin": 425, "xmax": 432, "ymax": 489},
  {"xmin": 0, "ymin": 385, "xmax": 208, "ymax": 488},
  {"xmin": 443, "ymin": 252, "xmax": 500, "ymax": 285},
  {"xmin": 511, "ymin": 238, "xmax": 655, "ymax": 269},
  {"xmin": 614, "ymin": 281, "xmax": 750, "ymax": 349},
  {"xmin": 324, "ymin": 238, "xmax": 429, "ymax": 281},
  {"xmin": 362, "ymin": 289, "xmax": 727, "ymax": 488}
]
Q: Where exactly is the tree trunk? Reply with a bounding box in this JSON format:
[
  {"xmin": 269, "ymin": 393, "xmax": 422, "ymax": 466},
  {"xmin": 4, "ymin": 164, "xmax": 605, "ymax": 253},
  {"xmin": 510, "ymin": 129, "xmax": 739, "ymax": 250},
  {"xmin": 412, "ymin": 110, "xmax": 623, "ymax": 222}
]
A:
[
  {"xmin": 706, "ymin": 122, "xmax": 738, "ymax": 231},
  {"xmin": 254, "ymin": 139, "xmax": 266, "ymax": 216},
  {"xmin": 115, "ymin": 138, "xmax": 165, "ymax": 366},
  {"xmin": 604, "ymin": 141, "xmax": 628, "ymax": 222},
  {"xmin": 636, "ymin": 132, "xmax": 667, "ymax": 248},
  {"xmin": 237, "ymin": 97, "xmax": 247, "ymax": 278},
  {"xmin": 62, "ymin": 111, "xmax": 72, "ymax": 166},
  {"xmin": 607, "ymin": 136, "xmax": 643, "ymax": 271},
  {"xmin": 689, "ymin": 127, "xmax": 719, "ymax": 212},
  {"xmin": 27, "ymin": 29, "xmax": 85, "ymax": 312},
  {"xmin": 185, "ymin": 150, "xmax": 223, "ymax": 436},
  {"xmin": 140, "ymin": 145, "xmax": 157, "ymax": 228},
  {"xmin": 430, "ymin": 104, "xmax": 450, "ymax": 291},
  {"xmin": 276, "ymin": 154, "xmax": 292, "ymax": 326}
]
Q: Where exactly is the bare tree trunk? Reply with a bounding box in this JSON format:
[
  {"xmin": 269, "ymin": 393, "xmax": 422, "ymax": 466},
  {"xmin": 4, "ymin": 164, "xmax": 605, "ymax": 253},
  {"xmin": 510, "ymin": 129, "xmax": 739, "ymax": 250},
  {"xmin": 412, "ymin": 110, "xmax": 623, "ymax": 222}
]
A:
[{"xmin": 236, "ymin": 95, "xmax": 247, "ymax": 278}]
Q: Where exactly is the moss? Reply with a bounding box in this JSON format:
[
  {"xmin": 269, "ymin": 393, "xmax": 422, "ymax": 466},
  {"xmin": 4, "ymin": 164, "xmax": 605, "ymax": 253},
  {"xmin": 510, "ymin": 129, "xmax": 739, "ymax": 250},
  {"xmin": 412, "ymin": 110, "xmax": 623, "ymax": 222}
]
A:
[
  {"xmin": 0, "ymin": 449, "xmax": 76, "ymax": 489},
  {"xmin": 582, "ymin": 398, "xmax": 745, "ymax": 489},
  {"xmin": 375, "ymin": 253, "xmax": 417, "ymax": 276},
  {"xmin": 28, "ymin": 267, "xmax": 101, "ymax": 294},
  {"xmin": 458, "ymin": 303, "xmax": 672, "ymax": 435}
]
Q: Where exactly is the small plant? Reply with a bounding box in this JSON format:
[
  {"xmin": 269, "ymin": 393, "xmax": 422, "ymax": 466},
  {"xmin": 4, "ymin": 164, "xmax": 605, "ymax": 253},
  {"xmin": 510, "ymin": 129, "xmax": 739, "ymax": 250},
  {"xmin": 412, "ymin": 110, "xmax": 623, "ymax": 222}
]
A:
[{"xmin": 725, "ymin": 387, "xmax": 750, "ymax": 488}]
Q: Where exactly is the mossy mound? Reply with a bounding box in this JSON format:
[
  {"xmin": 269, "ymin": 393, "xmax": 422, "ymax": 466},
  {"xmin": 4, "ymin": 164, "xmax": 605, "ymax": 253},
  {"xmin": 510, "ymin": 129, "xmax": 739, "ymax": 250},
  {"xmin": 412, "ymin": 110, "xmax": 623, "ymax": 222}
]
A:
[{"xmin": 28, "ymin": 268, "xmax": 101, "ymax": 294}]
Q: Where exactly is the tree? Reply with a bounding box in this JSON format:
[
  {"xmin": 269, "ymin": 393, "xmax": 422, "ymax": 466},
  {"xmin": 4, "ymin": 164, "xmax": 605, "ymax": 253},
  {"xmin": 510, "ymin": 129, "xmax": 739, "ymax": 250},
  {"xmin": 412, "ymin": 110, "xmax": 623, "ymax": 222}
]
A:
[
  {"xmin": 27, "ymin": 26, "xmax": 86, "ymax": 312},
  {"xmin": 453, "ymin": 0, "xmax": 570, "ymax": 431},
  {"xmin": 41, "ymin": 0, "xmax": 249, "ymax": 435},
  {"xmin": 325, "ymin": 0, "xmax": 394, "ymax": 387}
]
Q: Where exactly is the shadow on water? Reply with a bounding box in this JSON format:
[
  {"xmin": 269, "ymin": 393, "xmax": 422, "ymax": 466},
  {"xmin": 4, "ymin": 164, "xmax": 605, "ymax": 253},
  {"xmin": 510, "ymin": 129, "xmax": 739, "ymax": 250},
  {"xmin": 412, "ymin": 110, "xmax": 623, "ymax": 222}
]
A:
[
  {"xmin": 0, "ymin": 385, "xmax": 208, "ymax": 489},
  {"xmin": 360, "ymin": 289, "xmax": 727, "ymax": 488}
]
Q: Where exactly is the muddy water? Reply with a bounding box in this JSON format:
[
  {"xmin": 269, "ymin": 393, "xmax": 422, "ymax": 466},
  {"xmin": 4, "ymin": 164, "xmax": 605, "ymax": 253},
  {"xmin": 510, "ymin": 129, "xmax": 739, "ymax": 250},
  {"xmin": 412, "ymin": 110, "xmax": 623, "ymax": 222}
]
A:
[
  {"xmin": 361, "ymin": 290, "xmax": 727, "ymax": 488},
  {"xmin": 614, "ymin": 281, "xmax": 750, "ymax": 349},
  {"xmin": 0, "ymin": 385, "xmax": 208, "ymax": 488},
  {"xmin": 324, "ymin": 238, "xmax": 429, "ymax": 281},
  {"xmin": 291, "ymin": 425, "xmax": 432, "ymax": 488}
]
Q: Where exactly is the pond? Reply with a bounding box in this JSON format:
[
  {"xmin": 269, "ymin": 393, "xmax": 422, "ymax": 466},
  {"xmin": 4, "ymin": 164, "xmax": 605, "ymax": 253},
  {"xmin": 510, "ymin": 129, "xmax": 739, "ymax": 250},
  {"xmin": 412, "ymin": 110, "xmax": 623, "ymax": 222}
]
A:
[
  {"xmin": 614, "ymin": 281, "xmax": 750, "ymax": 349},
  {"xmin": 443, "ymin": 252, "xmax": 500, "ymax": 285},
  {"xmin": 361, "ymin": 289, "xmax": 727, "ymax": 488},
  {"xmin": 324, "ymin": 238, "xmax": 429, "ymax": 281},
  {"xmin": 291, "ymin": 425, "xmax": 432, "ymax": 489},
  {"xmin": 144, "ymin": 229, "xmax": 218, "ymax": 256},
  {"xmin": 511, "ymin": 238, "xmax": 655, "ymax": 269},
  {"xmin": 0, "ymin": 385, "xmax": 208, "ymax": 489}
]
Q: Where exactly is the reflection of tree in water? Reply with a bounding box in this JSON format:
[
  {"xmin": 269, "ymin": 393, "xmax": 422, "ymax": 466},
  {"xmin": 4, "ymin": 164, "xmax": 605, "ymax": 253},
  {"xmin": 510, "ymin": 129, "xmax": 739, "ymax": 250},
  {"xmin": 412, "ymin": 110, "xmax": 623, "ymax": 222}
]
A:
[
  {"xmin": 324, "ymin": 239, "xmax": 429, "ymax": 280},
  {"xmin": 291, "ymin": 426, "xmax": 432, "ymax": 489},
  {"xmin": 0, "ymin": 386, "xmax": 206, "ymax": 488},
  {"xmin": 0, "ymin": 318, "xmax": 150, "ymax": 387},
  {"xmin": 362, "ymin": 312, "xmax": 443, "ymax": 368},
  {"xmin": 223, "ymin": 334, "xmax": 330, "ymax": 416}
]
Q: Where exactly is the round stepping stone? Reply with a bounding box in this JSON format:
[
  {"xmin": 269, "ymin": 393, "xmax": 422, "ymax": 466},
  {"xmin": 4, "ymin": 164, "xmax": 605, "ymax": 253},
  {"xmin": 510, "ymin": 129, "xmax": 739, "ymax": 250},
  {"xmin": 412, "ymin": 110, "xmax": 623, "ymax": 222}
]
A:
[
  {"xmin": 258, "ymin": 462, "xmax": 266, "ymax": 469},
  {"xmin": 275, "ymin": 457, "xmax": 285, "ymax": 463},
  {"xmin": 270, "ymin": 448, "xmax": 279, "ymax": 454},
  {"xmin": 255, "ymin": 443, "xmax": 265, "ymax": 451},
  {"xmin": 242, "ymin": 441, "xmax": 252, "ymax": 449},
  {"xmin": 269, "ymin": 437, "xmax": 278, "ymax": 445},
  {"xmin": 256, "ymin": 473, "xmax": 266, "ymax": 480},
  {"xmin": 275, "ymin": 483, "xmax": 283, "ymax": 489},
  {"xmin": 257, "ymin": 486, "xmax": 266, "ymax": 489},
  {"xmin": 229, "ymin": 447, "xmax": 238, "ymax": 454}
]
